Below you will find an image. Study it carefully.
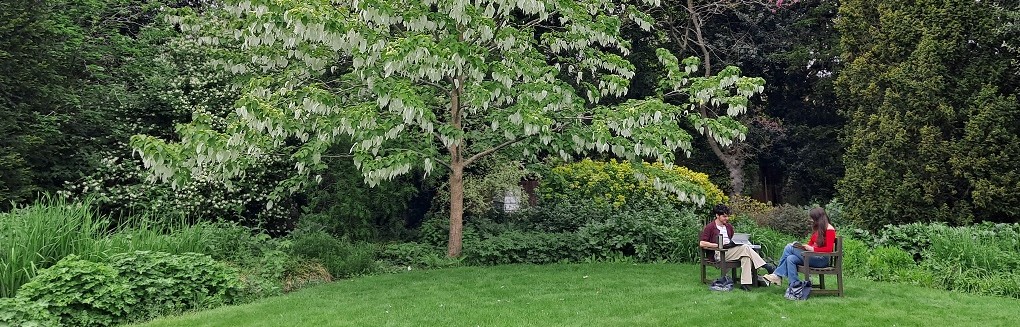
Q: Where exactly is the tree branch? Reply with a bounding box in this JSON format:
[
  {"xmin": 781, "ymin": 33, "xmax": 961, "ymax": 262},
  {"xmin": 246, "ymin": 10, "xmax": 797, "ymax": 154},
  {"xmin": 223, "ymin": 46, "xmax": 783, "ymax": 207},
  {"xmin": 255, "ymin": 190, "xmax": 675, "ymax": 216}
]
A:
[{"xmin": 463, "ymin": 134, "xmax": 534, "ymax": 166}]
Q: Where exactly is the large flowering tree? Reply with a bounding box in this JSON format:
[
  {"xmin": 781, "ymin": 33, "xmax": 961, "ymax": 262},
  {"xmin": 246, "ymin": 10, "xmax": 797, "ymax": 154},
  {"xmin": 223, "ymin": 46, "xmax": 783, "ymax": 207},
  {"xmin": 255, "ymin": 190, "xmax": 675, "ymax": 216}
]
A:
[{"xmin": 132, "ymin": 0, "xmax": 764, "ymax": 256}]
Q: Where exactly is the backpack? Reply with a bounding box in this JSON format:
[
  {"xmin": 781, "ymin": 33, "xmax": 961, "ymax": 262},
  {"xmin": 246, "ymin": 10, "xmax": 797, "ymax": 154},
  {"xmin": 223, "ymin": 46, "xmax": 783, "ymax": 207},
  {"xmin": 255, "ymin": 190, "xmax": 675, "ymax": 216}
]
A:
[
  {"xmin": 784, "ymin": 280, "xmax": 812, "ymax": 300},
  {"xmin": 709, "ymin": 276, "xmax": 734, "ymax": 292}
]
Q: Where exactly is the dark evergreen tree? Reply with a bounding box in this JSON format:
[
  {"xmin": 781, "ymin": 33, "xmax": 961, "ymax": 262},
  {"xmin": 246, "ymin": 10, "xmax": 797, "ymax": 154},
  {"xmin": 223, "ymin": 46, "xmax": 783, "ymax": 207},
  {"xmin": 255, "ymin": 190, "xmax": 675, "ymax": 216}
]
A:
[{"xmin": 836, "ymin": 0, "xmax": 1020, "ymax": 229}]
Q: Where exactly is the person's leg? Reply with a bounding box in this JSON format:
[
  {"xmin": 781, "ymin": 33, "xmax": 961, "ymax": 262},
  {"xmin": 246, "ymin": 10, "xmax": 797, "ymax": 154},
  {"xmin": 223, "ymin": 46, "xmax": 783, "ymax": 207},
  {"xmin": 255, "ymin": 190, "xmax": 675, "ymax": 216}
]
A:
[
  {"xmin": 763, "ymin": 243, "xmax": 797, "ymax": 285},
  {"xmin": 747, "ymin": 246, "xmax": 766, "ymax": 269},
  {"xmin": 739, "ymin": 256, "xmax": 752, "ymax": 285},
  {"xmin": 723, "ymin": 245, "xmax": 761, "ymax": 265},
  {"xmin": 772, "ymin": 243, "xmax": 797, "ymax": 276},
  {"xmin": 808, "ymin": 255, "xmax": 830, "ymax": 268},
  {"xmin": 722, "ymin": 247, "xmax": 755, "ymax": 285},
  {"xmin": 783, "ymin": 251, "xmax": 805, "ymax": 283}
]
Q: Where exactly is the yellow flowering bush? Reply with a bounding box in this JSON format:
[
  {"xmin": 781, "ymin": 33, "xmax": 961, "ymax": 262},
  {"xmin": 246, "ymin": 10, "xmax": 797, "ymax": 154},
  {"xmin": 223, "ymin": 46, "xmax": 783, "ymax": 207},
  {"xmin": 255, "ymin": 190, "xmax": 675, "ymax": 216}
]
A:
[{"xmin": 539, "ymin": 159, "xmax": 727, "ymax": 210}]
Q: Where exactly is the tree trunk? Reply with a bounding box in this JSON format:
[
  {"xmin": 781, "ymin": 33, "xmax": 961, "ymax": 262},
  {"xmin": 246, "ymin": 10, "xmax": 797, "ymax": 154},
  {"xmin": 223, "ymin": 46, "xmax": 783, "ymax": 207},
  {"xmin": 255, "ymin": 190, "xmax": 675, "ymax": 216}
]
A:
[
  {"xmin": 725, "ymin": 156, "xmax": 745, "ymax": 196},
  {"xmin": 446, "ymin": 69, "xmax": 466, "ymax": 257},
  {"xmin": 447, "ymin": 162, "xmax": 464, "ymax": 257},
  {"xmin": 686, "ymin": 0, "xmax": 746, "ymax": 196}
]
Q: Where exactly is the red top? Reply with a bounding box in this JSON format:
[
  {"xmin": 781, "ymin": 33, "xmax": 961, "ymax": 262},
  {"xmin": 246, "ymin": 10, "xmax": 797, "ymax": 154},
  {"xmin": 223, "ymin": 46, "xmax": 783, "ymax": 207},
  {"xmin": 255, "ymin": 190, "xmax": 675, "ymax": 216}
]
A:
[{"xmin": 808, "ymin": 229, "xmax": 837, "ymax": 252}]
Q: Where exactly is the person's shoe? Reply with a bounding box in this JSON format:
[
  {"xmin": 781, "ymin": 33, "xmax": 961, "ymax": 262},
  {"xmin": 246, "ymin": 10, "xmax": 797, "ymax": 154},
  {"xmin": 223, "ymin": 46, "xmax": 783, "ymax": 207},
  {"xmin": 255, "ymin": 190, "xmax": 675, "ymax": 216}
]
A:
[
  {"xmin": 756, "ymin": 275, "xmax": 771, "ymax": 287},
  {"xmin": 762, "ymin": 273, "xmax": 781, "ymax": 286},
  {"xmin": 762, "ymin": 263, "xmax": 776, "ymax": 274},
  {"xmin": 740, "ymin": 284, "xmax": 752, "ymax": 291}
]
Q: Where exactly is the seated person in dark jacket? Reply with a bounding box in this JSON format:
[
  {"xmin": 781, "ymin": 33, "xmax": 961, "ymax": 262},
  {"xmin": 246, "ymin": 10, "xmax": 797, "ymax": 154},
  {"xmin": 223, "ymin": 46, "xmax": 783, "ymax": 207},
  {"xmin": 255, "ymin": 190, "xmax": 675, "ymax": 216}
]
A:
[{"xmin": 699, "ymin": 204, "xmax": 775, "ymax": 291}]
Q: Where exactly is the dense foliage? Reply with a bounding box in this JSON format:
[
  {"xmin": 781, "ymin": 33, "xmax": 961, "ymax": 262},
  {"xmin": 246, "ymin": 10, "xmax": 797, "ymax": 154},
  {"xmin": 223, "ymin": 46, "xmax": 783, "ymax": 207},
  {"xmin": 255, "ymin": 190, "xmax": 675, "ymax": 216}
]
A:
[
  {"xmin": 836, "ymin": 0, "xmax": 1020, "ymax": 229},
  {"xmin": 129, "ymin": 0, "xmax": 765, "ymax": 257},
  {"xmin": 842, "ymin": 222, "xmax": 1020, "ymax": 298},
  {"xmin": 539, "ymin": 159, "xmax": 727, "ymax": 211},
  {"xmin": 4, "ymin": 0, "xmax": 1020, "ymax": 323},
  {"xmin": 11, "ymin": 252, "xmax": 241, "ymax": 327},
  {"xmin": 0, "ymin": 0, "xmax": 165, "ymax": 209}
]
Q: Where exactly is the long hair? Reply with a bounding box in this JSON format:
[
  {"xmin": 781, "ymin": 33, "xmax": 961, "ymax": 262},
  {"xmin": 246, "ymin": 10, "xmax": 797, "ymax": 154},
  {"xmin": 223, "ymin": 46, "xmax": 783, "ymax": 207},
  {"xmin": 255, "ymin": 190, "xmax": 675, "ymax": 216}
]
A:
[{"xmin": 809, "ymin": 207, "xmax": 830, "ymax": 246}]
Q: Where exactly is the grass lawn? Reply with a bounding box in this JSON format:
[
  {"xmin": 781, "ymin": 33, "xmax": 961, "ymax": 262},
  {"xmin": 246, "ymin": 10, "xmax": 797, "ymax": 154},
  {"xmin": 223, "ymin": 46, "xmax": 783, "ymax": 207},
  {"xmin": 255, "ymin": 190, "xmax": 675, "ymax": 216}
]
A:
[{"xmin": 136, "ymin": 263, "xmax": 1020, "ymax": 326}]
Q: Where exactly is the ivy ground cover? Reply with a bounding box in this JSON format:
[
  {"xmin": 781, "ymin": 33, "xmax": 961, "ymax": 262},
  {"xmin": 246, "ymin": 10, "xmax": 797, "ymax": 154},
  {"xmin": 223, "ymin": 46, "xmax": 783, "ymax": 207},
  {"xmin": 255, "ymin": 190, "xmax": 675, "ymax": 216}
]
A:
[{"xmin": 136, "ymin": 263, "xmax": 1020, "ymax": 326}]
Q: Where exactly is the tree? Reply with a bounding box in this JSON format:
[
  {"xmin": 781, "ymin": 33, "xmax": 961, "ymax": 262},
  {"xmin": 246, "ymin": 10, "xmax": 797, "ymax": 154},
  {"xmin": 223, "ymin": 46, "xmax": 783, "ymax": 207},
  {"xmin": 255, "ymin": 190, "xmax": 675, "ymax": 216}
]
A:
[
  {"xmin": 836, "ymin": 0, "xmax": 1020, "ymax": 229},
  {"xmin": 0, "ymin": 0, "xmax": 169, "ymax": 209},
  {"xmin": 649, "ymin": 0, "xmax": 798, "ymax": 196},
  {"xmin": 714, "ymin": 0, "xmax": 843, "ymax": 204},
  {"xmin": 132, "ymin": 0, "xmax": 765, "ymax": 257}
]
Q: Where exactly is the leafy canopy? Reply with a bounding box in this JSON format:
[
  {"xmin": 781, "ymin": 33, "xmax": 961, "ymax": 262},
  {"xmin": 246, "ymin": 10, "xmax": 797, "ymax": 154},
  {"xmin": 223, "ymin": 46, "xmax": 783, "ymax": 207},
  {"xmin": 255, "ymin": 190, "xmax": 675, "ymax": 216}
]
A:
[{"xmin": 131, "ymin": 0, "xmax": 765, "ymax": 207}]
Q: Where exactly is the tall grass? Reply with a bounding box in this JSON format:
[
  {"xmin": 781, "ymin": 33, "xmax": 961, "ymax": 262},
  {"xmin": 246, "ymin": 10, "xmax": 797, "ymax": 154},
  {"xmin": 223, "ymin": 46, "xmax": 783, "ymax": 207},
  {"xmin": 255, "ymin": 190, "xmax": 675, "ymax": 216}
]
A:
[
  {"xmin": 103, "ymin": 216, "xmax": 211, "ymax": 255},
  {"xmin": 923, "ymin": 224, "xmax": 1020, "ymax": 297},
  {"xmin": 0, "ymin": 198, "xmax": 110, "ymax": 297},
  {"xmin": 0, "ymin": 198, "xmax": 225, "ymax": 298}
]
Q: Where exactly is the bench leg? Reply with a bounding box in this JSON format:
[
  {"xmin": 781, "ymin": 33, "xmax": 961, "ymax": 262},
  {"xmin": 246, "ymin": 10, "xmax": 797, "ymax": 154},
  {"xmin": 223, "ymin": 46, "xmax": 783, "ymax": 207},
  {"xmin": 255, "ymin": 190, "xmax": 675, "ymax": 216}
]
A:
[{"xmin": 836, "ymin": 273, "xmax": 844, "ymax": 297}]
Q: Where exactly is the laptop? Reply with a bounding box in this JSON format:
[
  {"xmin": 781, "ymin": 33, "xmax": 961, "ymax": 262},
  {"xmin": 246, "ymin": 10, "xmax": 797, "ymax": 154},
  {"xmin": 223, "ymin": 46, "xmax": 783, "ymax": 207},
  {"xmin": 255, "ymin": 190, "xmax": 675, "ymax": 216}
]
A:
[{"xmin": 730, "ymin": 233, "xmax": 760, "ymax": 249}]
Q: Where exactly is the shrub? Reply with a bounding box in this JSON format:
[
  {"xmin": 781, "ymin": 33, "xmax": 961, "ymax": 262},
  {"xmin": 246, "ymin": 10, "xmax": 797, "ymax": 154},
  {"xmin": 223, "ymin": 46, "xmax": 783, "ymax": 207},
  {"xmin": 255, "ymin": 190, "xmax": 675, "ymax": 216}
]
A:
[
  {"xmin": 865, "ymin": 246, "xmax": 917, "ymax": 282},
  {"xmin": 840, "ymin": 237, "xmax": 871, "ymax": 278},
  {"xmin": 539, "ymin": 159, "xmax": 727, "ymax": 212},
  {"xmin": 378, "ymin": 242, "xmax": 461, "ymax": 270},
  {"xmin": 822, "ymin": 197, "xmax": 846, "ymax": 226},
  {"xmin": 430, "ymin": 156, "xmax": 535, "ymax": 219},
  {"xmin": 759, "ymin": 204, "xmax": 811, "ymax": 237},
  {"xmin": 417, "ymin": 212, "xmax": 481, "ymax": 249},
  {"xmin": 876, "ymin": 223, "xmax": 936, "ymax": 261},
  {"xmin": 62, "ymin": 156, "xmax": 300, "ymax": 236},
  {"xmin": 455, "ymin": 204, "xmax": 703, "ymax": 265},
  {"xmin": 731, "ymin": 223, "xmax": 796, "ymax": 262},
  {"xmin": 0, "ymin": 297, "xmax": 59, "ymax": 327},
  {"xmin": 14, "ymin": 251, "xmax": 245, "ymax": 327},
  {"xmin": 577, "ymin": 206, "xmax": 702, "ymax": 263},
  {"xmin": 729, "ymin": 195, "xmax": 773, "ymax": 225},
  {"xmin": 465, "ymin": 232, "xmax": 586, "ymax": 265},
  {"xmin": 282, "ymin": 259, "xmax": 332, "ymax": 292},
  {"xmin": 288, "ymin": 230, "xmax": 379, "ymax": 279},
  {"xmin": 109, "ymin": 251, "xmax": 242, "ymax": 320},
  {"xmin": 512, "ymin": 200, "xmax": 615, "ymax": 233},
  {"xmin": 298, "ymin": 152, "xmax": 421, "ymax": 241},
  {"xmin": 14, "ymin": 256, "xmax": 131, "ymax": 327},
  {"xmin": 234, "ymin": 249, "xmax": 290, "ymax": 301}
]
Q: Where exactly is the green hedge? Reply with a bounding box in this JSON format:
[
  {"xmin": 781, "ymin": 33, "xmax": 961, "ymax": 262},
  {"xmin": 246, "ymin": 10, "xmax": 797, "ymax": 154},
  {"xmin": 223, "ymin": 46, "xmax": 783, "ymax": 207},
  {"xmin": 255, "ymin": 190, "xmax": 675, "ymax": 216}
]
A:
[
  {"xmin": 539, "ymin": 159, "xmax": 727, "ymax": 211},
  {"xmin": 6, "ymin": 252, "xmax": 242, "ymax": 327},
  {"xmin": 459, "ymin": 202, "xmax": 704, "ymax": 265}
]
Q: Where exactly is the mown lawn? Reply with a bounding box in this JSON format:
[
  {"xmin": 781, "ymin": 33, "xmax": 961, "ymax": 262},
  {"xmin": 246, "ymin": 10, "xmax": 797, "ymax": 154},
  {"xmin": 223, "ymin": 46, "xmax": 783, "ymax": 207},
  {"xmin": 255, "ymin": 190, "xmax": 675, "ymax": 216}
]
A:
[{"xmin": 136, "ymin": 263, "xmax": 1020, "ymax": 326}]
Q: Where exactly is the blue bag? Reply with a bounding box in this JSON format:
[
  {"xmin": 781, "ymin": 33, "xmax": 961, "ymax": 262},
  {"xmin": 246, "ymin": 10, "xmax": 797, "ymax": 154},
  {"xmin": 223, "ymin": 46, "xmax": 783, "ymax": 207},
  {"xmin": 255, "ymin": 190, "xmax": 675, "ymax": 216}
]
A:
[
  {"xmin": 784, "ymin": 280, "xmax": 812, "ymax": 300},
  {"xmin": 709, "ymin": 276, "xmax": 734, "ymax": 292}
]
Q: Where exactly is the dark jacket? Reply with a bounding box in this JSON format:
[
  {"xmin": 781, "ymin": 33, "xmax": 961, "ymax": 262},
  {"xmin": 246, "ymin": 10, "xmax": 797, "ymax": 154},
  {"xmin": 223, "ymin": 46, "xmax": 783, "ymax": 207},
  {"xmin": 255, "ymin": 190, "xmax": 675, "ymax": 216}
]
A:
[
  {"xmin": 699, "ymin": 221, "xmax": 734, "ymax": 244},
  {"xmin": 700, "ymin": 221, "xmax": 735, "ymax": 260}
]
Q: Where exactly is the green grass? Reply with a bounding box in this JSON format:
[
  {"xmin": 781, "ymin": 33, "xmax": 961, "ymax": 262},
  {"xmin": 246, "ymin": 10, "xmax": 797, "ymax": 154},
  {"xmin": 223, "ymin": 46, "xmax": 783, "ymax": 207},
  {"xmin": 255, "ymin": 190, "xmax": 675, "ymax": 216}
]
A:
[{"xmin": 136, "ymin": 263, "xmax": 1020, "ymax": 327}]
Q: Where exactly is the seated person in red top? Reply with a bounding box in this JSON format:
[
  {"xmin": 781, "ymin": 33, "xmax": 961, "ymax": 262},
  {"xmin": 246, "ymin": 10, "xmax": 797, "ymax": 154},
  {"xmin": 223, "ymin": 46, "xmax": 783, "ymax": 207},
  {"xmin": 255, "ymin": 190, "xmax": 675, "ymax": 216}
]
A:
[
  {"xmin": 762, "ymin": 207, "xmax": 836, "ymax": 286},
  {"xmin": 699, "ymin": 204, "xmax": 775, "ymax": 291}
]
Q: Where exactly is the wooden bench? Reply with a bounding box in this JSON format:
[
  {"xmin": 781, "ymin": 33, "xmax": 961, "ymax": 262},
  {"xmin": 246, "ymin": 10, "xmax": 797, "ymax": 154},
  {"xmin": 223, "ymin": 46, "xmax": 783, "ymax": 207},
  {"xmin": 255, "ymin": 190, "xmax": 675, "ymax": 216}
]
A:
[
  {"xmin": 797, "ymin": 237, "xmax": 844, "ymax": 296},
  {"xmin": 699, "ymin": 245, "xmax": 740, "ymax": 284},
  {"xmin": 697, "ymin": 234, "xmax": 738, "ymax": 283}
]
